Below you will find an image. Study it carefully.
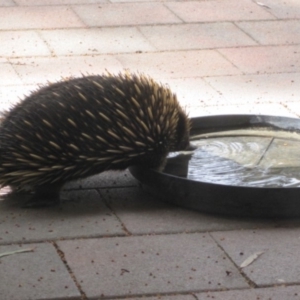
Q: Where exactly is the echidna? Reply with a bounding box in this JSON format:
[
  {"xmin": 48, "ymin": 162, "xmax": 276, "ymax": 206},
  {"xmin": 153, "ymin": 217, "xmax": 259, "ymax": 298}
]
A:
[{"xmin": 0, "ymin": 72, "xmax": 190, "ymax": 207}]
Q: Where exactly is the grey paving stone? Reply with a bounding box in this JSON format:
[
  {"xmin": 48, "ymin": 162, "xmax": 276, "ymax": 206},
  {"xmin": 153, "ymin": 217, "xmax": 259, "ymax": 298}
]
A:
[
  {"xmin": 0, "ymin": 190, "xmax": 125, "ymax": 244},
  {"xmin": 16, "ymin": 0, "xmax": 107, "ymax": 4},
  {"xmin": 0, "ymin": 61, "xmax": 23, "ymax": 85},
  {"xmin": 64, "ymin": 169, "xmax": 138, "ymax": 190},
  {"xmin": 286, "ymin": 102, "xmax": 300, "ymax": 117},
  {"xmin": 116, "ymin": 50, "xmax": 241, "ymax": 79},
  {"xmin": 0, "ymin": 84, "xmax": 36, "ymax": 111},
  {"xmin": 39, "ymin": 27, "xmax": 155, "ymax": 56},
  {"xmin": 195, "ymin": 286, "xmax": 300, "ymax": 299},
  {"xmin": 188, "ymin": 106, "xmax": 211, "ymax": 118},
  {"xmin": 237, "ymin": 20, "xmax": 300, "ymax": 45},
  {"xmin": 139, "ymin": 23, "xmax": 257, "ymax": 51},
  {"xmin": 254, "ymin": 0, "xmax": 300, "ymax": 19},
  {"xmin": 166, "ymin": 77, "xmax": 226, "ymax": 108},
  {"xmin": 0, "ymin": 30, "xmax": 51, "ymax": 57},
  {"xmin": 57, "ymin": 233, "xmax": 248, "ymax": 298},
  {"xmin": 0, "ymin": 243, "xmax": 80, "ymax": 300},
  {"xmin": 122, "ymin": 296, "xmax": 195, "ymax": 300},
  {"xmin": 100, "ymin": 187, "xmax": 281, "ymax": 235},
  {"xmin": 204, "ymin": 73, "xmax": 300, "ymax": 105},
  {"xmin": 165, "ymin": 0, "xmax": 275, "ymax": 22},
  {"xmin": 72, "ymin": 3, "xmax": 181, "ymax": 27},
  {"xmin": 212, "ymin": 228, "xmax": 300, "ymax": 286},
  {"xmin": 219, "ymin": 45, "xmax": 300, "ymax": 75},
  {"xmin": 0, "ymin": 0, "xmax": 15, "ymax": 6},
  {"xmin": 0, "ymin": 6, "xmax": 85, "ymax": 30},
  {"xmin": 202, "ymin": 103, "xmax": 298, "ymax": 118},
  {"xmin": 9, "ymin": 55, "xmax": 123, "ymax": 85}
]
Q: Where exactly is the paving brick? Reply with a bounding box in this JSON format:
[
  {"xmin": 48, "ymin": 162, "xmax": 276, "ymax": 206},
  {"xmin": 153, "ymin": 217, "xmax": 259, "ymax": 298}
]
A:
[
  {"xmin": 0, "ymin": 243, "xmax": 80, "ymax": 300},
  {"xmin": 202, "ymin": 103, "xmax": 298, "ymax": 118},
  {"xmin": 58, "ymin": 233, "xmax": 248, "ymax": 298},
  {"xmin": 255, "ymin": 0, "xmax": 300, "ymax": 19},
  {"xmin": 0, "ymin": 30, "xmax": 51, "ymax": 58},
  {"xmin": 285, "ymin": 102, "xmax": 300, "ymax": 117},
  {"xmin": 9, "ymin": 55, "xmax": 123, "ymax": 84},
  {"xmin": 0, "ymin": 85, "xmax": 36, "ymax": 111},
  {"xmin": 101, "ymin": 187, "xmax": 280, "ymax": 235},
  {"xmin": 139, "ymin": 23, "xmax": 257, "ymax": 51},
  {"xmin": 0, "ymin": 6, "xmax": 85, "ymax": 30},
  {"xmin": 116, "ymin": 50, "xmax": 240, "ymax": 79},
  {"xmin": 0, "ymin": 0, "xmax": 15, "ymax": 6},
  {"xmin": 212, "ymin": 228, "xmax": 300, "ymax": 286},
  {"xmin": 122, "ymin": 296, "xmax": 195, "ymax": 300},
  {"xmin": 237, "ymin": 20, "xmax": 300, "ymax": 45},
  {"xmin": 219, "ymin": 45, "xmax": 300, "ymax": 74},
  {"xmin": 0, "ymin": 61, "xmax": 23, "ymax": 85},
  {"xmin": 15, "ymin": 0, "xmax": 107, "ymax": 5},
  {"xmin": 204, "ymin": 73, "xmax": 300, "ymax": 105},
  {"xmin": 165, "ymin": 0, "xmax": 275, "ymax": 22},
  {"xmin": 187, "ymin": 106, "xmax": 210, "ymax": 118},
  {"xmin": 0, "ymin": 190, "xmax": 124, "ymax": 244},
  {"xmin": 72, "ymin": 3, "xmax": 181, "ymax": 27},
  {"xmin": 166, "ymin": 77, "xmax": 226, "ymax": 108},
  {"xmin": 39, "ymin": 27, "xmax": 155, "ymax": 56},
  {"xmin": 110, "ymin": 0, "xmax": 161, "ymax": 2},
  {"xmin": 196, "ymin": 286, "xmax": 300, "ymax": 299}
]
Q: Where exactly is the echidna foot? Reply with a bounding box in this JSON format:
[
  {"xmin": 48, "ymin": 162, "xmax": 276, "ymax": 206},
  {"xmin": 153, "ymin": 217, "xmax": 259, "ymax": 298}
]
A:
[{"xmin": 22, "ymin": 184, "xmax": 63, "ymax": 208}]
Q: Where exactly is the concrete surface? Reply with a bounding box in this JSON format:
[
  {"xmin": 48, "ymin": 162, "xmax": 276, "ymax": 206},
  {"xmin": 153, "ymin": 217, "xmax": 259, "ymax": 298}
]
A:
[{"xmin": 1, "ymin": 0, "xmax": 300, "ymax": 299}]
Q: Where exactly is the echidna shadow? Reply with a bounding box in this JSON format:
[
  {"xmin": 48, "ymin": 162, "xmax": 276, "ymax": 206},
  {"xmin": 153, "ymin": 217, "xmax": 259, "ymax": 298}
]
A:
[{"xmin": 0, "ymin": 72, "xmax": 191, "ymax": 207}]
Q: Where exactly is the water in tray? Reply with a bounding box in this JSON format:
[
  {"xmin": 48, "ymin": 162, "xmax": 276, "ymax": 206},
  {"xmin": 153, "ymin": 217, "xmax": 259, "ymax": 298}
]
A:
[{"xmin": 165, "ymin": 128, "xmax": 300, "ymax": 188}]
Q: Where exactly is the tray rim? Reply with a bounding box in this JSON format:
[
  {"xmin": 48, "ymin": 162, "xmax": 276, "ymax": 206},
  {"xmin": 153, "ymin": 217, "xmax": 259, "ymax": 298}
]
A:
[
  {"xmin": 129, "ymin": 114, "xmax": 300, "ymax": 218},
  {"xmin": 165, "ymin": 114, "xmax": 300, "ymax": 190}
]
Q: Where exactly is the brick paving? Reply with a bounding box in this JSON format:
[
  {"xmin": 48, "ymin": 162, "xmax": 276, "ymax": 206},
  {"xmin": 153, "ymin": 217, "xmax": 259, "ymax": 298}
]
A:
[{"xmin": 1, "ymin": 0, "xmax": 300, "ymax": 299}]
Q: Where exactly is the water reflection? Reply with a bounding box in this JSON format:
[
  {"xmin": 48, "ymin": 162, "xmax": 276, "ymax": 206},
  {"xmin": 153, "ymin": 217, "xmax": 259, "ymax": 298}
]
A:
[{"xmin": 165, "ymin": 130, "xmax": 300, "ymax": 188}]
